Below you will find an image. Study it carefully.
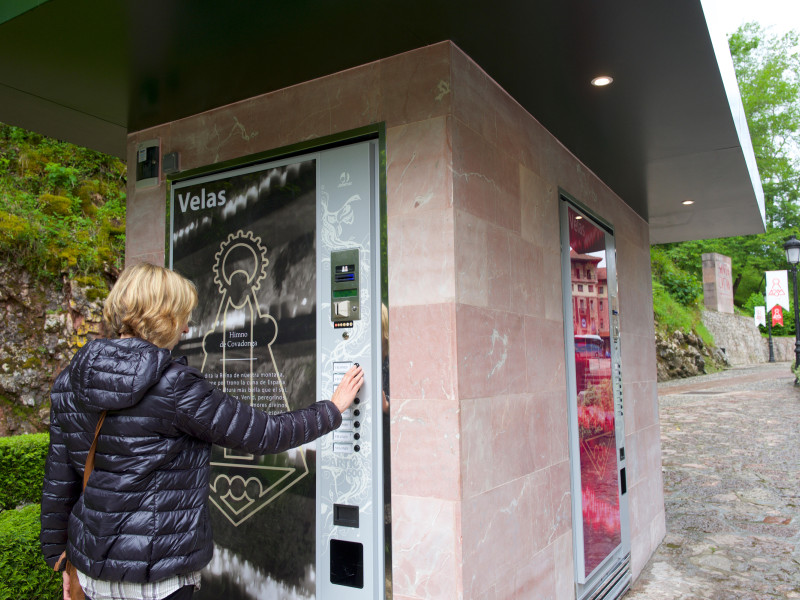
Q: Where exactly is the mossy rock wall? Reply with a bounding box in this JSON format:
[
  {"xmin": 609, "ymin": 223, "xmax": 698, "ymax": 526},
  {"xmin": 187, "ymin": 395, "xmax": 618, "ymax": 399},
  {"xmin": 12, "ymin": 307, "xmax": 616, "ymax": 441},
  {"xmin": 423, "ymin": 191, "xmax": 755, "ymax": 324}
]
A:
[{"xmin": 0, "ymin": 266, "xmax": 103, "ymax": 435}]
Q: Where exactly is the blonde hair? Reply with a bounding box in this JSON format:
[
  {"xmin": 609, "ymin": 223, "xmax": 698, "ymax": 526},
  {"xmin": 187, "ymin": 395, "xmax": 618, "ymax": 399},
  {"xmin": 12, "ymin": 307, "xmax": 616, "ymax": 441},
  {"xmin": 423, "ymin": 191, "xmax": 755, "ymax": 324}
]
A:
[{"xmin": 103, "ymin": 262, "xmax": 198, "ymax": 348}]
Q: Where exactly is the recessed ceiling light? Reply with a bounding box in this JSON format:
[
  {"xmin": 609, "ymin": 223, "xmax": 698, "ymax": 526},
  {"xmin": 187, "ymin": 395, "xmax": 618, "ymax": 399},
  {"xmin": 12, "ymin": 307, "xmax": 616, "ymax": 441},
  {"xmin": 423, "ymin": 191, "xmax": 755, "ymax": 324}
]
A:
[
  {"xmin": 682, "ymin": 200, "xmax": 694, "ymax": 205},
  {"xmin": 575, "ymin": 216, "xmax": 583, "ymax": 220},
  {"xmin": 591, "ymin": 76, "xmax": 613, "ymax": 87}
]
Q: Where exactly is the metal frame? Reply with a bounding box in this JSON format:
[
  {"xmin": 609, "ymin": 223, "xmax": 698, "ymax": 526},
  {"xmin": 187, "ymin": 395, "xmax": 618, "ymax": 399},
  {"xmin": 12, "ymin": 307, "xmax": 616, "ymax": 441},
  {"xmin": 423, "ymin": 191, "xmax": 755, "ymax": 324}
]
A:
[{"xmin": 559, "ymin": 191, "xmax": 630, "ymax": 599}]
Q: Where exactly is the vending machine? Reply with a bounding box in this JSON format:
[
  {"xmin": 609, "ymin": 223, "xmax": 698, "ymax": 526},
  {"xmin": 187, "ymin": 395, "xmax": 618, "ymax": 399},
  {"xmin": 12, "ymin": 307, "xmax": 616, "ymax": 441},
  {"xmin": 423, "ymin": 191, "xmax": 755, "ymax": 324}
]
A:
[{"xmin": 168, "ymin": 135, "xmax": 389, "ymax": 600}]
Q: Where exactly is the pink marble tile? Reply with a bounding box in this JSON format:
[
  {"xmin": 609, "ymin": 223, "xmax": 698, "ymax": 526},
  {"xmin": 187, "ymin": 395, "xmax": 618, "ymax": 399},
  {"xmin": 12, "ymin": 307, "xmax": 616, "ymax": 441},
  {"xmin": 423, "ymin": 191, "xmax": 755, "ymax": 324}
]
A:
[
  {"xmin": 125, "ymin": 185, "xmax": 167, "ymax": 261},
  {"xmin": 542, "ymin": 249, "xmax": 566, "ymax": 323},
  {"xmin": 629, "ymin": 525, "xmax": 650, "ymax": 579},
  {"xmin": 553, "ymin": 532, "xmax": 576, "ymax": 600},
  {"xmin": 630, "ymin": 502, "xmax": 665, "ymax": 580},
  {"xmin": 496, "ymin": 92, "xmax": 546, "ymax": 175},
  {"xmin": 391, "ymin": 495, "xmax": 463, "ymax": 599},
  {"xmin": 380, "ymin": 42, "xmax": 452, "ymax": 127},
  {"xmin": 512, "ymin": 544, "xmax": 557, "ymax": 599},
  {"xmin": 460, "ymin": 396, "xmax": 496, "ymax": 497},
  {"xmin": 276, "ymin": 77, "xmax": 334, "ymax": 145},
  {"xmin": 125, "ymin": 251, "xmax": 165, "ymax": 268},
  {"xmin": 386, "ymin": 117, "xmax": 453, "ymax": 218},
  {"xmin": 389, "ymin": 303, "xmax": 457, "ymax": 401},
  {"xmin": 623, "ymin": 428, "xmax": 641, "ymax": 487},
  {"xmin": 489, "ymin": 394, "xmax": 537, "ymax": 488},
  {"xmin": 508, "ymin": 234, "xmax": 543, "ymax": 317},
  {"xmin": 451, "ymin": 117, "xmax": 522, "ymax": 233},
  {"xmin": 451, "ymin": 45, "xmax": 498, "ymax": 146},
  {"xmin": 462, "ymin": 476, "xmax": 535, "ymax": 597},
  {"xmin": 632, "ymin": 381, "xmax": 659, "ymax": 433},
  {"xmin": 523, "ymin": 316, "xmax": 567, "ymax": 393},
  {"xmin": 390, "ymin": 397, "xmax": 461, "ymax": 500},
  {"xmin": 166, "ymin": 112, "xmax": 228, "ymax": 169},
  {"xmin": 549, "ymin": 460, "xmax": 573, "ymax": 542},
  {"xmin": 388, "ymin": 208, "xmax": 455, "ymax": 306},
  {"xmin": 520, "ymin": 164, "xmax": 558, "ymax": 249},
  {"xmin": 454, "ymin": 210, "xmax": 489, "ymax": 307},
  {"xmin": 456, "ymin": 304, "xmax": 527, "ymax": 399},
  {"xmin": 486, "ymin": 225, "xmax": 512, "ymax": 312},
  {"xmin": 198, "ymin": 105, "xmax": 272, "ymax": 165},
  {"xmin": 328, "ymin": 62, "xmax": 381, "ymax": 133},
  {"xmin": 531, "ymin": 390, "xmax": 569, "ymax": 471},
  {"xmin": 621, "ymin": 333, "xmax": 658, "ymax": 387}
]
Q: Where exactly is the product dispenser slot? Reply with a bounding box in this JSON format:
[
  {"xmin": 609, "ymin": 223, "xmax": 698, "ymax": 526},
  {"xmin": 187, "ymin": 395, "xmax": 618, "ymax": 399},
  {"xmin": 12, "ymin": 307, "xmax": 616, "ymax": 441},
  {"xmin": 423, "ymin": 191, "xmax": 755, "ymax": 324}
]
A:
[{"xmin": 330, "ymin": 539, "xmax": 364, "ymax": 588}]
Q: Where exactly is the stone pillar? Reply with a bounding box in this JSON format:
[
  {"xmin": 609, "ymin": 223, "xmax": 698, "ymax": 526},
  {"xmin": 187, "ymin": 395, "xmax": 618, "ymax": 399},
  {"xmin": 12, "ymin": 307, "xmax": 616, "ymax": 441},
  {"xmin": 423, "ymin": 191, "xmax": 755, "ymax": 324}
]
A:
[{"xmin": 702, "ymin": 252, "xmax": 734, "ymax": 313}]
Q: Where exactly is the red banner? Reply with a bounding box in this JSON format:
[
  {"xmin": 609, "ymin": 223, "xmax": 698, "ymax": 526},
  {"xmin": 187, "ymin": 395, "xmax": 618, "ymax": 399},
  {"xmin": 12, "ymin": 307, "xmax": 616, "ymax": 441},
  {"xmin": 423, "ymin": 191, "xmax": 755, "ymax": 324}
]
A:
[{"xmin": 771, "ymin": 305, "xmax": 784, "ymax": 327}]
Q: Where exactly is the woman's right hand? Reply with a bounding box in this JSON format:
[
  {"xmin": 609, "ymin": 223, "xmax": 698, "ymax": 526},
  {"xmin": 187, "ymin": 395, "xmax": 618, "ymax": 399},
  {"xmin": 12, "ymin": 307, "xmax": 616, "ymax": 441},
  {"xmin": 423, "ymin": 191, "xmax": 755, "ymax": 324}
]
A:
[{"xmin": 331, "ymin": 364, "xmax": 364, "ymax": 414}]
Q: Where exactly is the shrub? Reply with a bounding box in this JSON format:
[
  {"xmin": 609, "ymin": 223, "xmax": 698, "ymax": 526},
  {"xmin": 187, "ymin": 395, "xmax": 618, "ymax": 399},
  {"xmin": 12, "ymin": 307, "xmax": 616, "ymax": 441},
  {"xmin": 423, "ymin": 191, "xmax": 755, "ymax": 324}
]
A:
[
  {"xmin": 0, "ymin": 433, "xmax": 49, "ymax": 510},
  {"xmin": 0, "ymin": 504, "xmax": 62, "ymax": 600}
]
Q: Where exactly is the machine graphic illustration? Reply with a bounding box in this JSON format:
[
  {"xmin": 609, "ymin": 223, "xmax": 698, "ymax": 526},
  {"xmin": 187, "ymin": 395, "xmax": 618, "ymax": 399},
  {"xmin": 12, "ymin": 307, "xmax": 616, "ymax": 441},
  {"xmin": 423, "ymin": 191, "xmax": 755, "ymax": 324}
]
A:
[{"xmin": 201, "ymin": 229, "xmax": 310, "ymax": 526}]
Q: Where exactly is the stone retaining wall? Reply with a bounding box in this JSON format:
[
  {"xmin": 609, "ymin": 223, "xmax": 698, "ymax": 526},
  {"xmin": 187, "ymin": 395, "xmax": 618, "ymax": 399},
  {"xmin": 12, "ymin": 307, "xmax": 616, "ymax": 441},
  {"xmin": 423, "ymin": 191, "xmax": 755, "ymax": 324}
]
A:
[
  {"xmin": 767, "ymin": 336, "xmax": 796, "ymax": 363},
  {"xmin": 701, "ymin": 310, "xmax": 797, "ymax": 365},
  {"xmin": 701, "ymin": 310, "xmax": 767, "ymax": 365}
]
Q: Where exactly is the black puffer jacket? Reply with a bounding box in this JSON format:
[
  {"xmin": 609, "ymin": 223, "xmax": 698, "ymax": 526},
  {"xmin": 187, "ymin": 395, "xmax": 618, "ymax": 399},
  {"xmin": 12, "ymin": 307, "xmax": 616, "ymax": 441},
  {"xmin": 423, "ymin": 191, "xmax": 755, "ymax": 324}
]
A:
[{"xmin": 40, "ymin": 338, "xmax": 341, "ymax": 582}]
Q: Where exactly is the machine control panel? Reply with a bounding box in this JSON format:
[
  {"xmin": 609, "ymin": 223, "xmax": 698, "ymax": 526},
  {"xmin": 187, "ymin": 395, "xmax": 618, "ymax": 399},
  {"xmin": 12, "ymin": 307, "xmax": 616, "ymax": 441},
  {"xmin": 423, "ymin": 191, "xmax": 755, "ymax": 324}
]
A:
[
  {"xmin": 331, "ymin": 249, "xmax": 360, "ymax": 326},
  {"xmin": 316, "ymin": 140, "xmax": 386, "ymax": 599}
]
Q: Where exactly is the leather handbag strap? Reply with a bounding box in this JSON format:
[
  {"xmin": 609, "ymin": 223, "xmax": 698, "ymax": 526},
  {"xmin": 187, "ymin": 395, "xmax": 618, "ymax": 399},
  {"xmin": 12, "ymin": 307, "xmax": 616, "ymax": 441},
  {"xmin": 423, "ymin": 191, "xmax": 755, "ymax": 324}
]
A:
[
  {"xmin": 82, "ymin": 411, "xmax": 107, "ymax": 490},
  {"xmin": 54, "ymin": 410, "xmax": 108, "ymax": 573}
]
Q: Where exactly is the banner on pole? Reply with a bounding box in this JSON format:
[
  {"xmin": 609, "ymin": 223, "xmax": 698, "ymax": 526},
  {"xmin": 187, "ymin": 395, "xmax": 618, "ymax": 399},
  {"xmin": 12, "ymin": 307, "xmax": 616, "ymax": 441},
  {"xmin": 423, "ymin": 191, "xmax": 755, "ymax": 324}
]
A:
[
  {"xmin": 766, "ymin": 270, "xmax": 789, "ymax": 311},
  {"xmin": 754, "ymin": 306, "xmax": 766, "ymax": 327},
  {"xmin": 771, "ymin": 305, "xmax": 784, "ymax": 327}
]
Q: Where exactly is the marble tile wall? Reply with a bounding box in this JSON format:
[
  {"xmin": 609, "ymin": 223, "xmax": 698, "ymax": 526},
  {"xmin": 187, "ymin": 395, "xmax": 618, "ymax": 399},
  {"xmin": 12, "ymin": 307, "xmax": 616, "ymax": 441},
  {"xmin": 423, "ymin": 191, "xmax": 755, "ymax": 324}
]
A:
[
  {"xmin": 449, "ymin": 43, "xmax": 663, "ymax": 597},
  {"xmin": 125, "ymin": 40, "xmax": 663, "ymax": 599}
]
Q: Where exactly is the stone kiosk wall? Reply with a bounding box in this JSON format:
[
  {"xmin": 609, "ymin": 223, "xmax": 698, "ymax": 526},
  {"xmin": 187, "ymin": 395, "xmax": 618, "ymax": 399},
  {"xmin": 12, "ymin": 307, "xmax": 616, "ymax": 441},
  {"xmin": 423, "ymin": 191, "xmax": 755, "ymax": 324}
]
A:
[{"xmin": 124, "ymin": 42, "xmax": 664, "ymax": 599}]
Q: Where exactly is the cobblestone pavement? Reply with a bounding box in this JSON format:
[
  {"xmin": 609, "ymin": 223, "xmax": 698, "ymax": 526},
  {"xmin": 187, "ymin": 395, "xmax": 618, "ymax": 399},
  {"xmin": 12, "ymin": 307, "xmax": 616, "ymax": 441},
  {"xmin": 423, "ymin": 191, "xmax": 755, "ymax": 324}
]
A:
[{"xmin": 625, "ymin": 362, "xmax": 800, "ymax": 600}]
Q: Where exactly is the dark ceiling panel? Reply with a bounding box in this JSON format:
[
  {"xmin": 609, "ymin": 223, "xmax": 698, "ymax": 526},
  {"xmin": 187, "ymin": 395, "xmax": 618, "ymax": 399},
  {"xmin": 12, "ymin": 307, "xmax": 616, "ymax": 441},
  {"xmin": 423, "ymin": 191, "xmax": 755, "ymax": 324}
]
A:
[{"xmin": 0, "ymin": 0, "xmax": 765, "ymax": 242}]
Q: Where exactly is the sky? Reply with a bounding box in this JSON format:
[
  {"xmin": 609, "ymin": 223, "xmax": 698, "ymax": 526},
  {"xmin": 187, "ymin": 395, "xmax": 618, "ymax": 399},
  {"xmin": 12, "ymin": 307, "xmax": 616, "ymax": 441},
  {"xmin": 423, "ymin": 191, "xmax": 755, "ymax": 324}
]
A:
[{"xmin": 704, "ymin": 0, "xmax": 800, "ymax": 36}]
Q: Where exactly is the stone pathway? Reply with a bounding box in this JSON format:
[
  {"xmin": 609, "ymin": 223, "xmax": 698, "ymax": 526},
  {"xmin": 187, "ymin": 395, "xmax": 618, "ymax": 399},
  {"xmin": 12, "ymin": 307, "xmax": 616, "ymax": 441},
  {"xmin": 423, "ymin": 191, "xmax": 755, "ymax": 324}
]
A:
[{"xmin": 625, "ymin": 362, "xmax": 800, "ymax": 600}]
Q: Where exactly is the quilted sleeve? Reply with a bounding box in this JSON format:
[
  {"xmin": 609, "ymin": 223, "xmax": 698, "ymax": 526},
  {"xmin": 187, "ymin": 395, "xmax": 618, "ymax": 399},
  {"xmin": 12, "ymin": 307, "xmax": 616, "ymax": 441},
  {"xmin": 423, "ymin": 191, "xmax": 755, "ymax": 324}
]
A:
[
  {"xmin": 40, "ymin": 397, "xmax": 81, "ymax": 569},
  {"xmin": 173, "ymin": 368, "xmax": 342, "ymax": 454}
]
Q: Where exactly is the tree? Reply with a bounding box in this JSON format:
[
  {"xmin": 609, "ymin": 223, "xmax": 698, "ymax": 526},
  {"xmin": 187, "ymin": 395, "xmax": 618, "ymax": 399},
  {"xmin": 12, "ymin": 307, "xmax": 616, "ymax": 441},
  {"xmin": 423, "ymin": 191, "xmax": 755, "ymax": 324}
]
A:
[
  {"xmin": 656, "ymin": 23, "xmax": 800, "ymax": 305},
  {"xmin": 729, "ymin": 23, "xmax": 800, "ymax": 229}
]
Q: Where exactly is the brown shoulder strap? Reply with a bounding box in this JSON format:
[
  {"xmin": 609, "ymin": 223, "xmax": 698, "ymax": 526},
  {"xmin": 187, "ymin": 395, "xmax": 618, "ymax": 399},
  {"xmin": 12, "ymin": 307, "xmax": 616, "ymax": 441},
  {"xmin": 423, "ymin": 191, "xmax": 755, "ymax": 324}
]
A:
[{"xmin": 83, "ymin": 411, "xmax": 107, "ymax": 490}]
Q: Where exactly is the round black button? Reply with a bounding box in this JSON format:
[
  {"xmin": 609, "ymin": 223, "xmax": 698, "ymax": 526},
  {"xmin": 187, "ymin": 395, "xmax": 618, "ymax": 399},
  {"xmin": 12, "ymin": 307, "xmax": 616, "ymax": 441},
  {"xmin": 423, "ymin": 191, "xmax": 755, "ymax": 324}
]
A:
[
  {"xmin": 354, "ymin": 421, "xmax": 360, "ymax": 428},
  {"xmin": 354, "ymin": 397, "xmax": 360, "ymax": 404},
  {"xmin": 354, "ymin": 433, "xmax": 360, "ymax": 440},
  {"xmin": 354, "ymin": 445, "xmax": 360, "ymax": 452},
  {"xmin": 353, "ymin": 409, "xmax": 360, "ymax": 416}
]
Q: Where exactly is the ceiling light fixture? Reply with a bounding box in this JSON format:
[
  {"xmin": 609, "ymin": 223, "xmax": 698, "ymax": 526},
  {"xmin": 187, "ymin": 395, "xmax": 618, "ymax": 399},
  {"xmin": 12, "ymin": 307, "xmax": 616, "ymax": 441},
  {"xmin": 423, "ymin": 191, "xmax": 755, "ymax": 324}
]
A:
[
  {"xmin": 682, "ymin": 200, "xmax": 694, "ymax": 205},
  {"xmin": 591, "ymin": 75, "xmax": 613, "ymax": 87}
]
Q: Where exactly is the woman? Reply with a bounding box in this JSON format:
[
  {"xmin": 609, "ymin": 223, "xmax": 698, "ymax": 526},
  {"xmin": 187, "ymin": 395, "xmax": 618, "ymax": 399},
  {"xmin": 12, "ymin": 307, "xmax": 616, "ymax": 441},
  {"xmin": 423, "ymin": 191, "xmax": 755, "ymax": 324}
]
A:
[{"xmin": 40, "ymin": 262, "xmax": 363, "ymax": 600}]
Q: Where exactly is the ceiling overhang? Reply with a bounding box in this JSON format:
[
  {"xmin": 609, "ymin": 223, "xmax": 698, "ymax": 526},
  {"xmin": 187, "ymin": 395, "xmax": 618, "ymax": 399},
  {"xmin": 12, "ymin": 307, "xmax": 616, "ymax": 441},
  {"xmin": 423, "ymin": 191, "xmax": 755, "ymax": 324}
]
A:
[{"xmin": 0, "ymin": 0, "xmax": 765, "ymax": 243}]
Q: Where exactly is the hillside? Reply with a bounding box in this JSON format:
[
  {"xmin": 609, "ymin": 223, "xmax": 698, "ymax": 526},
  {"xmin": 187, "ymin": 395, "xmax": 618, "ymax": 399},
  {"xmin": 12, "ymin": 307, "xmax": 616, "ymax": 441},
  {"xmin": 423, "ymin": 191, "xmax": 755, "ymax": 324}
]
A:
[{"xmin": 0, "ymin": 123, "xmax": 126, "ymax": 434}]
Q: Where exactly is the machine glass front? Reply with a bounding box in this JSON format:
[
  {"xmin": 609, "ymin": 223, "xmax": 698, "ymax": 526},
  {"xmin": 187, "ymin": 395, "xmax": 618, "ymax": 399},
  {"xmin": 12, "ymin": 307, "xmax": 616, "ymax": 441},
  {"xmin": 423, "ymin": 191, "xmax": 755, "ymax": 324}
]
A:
[{"xmin": 566, "ymin": 206, "xmax": 622, "ymax": 579}]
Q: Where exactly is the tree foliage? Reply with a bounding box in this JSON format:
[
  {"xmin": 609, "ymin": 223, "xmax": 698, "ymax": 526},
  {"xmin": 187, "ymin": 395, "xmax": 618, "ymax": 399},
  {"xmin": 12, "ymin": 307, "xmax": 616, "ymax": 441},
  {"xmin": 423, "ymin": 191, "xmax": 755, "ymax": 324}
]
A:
[
  {"xmin": 654, "ymin": 23, "xmax": 800, "ymax": 310},
  {"xmin": 729, "ymin": 23, "xmax": 800, "ymax": 229}
]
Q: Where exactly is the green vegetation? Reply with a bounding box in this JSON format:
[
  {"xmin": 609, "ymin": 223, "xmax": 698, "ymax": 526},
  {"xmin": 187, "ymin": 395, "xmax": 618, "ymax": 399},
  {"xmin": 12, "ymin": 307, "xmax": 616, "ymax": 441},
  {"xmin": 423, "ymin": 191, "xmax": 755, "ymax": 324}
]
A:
[
  {"xmin": 0, "ymin": 504, "xmax": 62, "ymax": 600},
  {"xmin": 0, "ymin": 433, "xmax": 49, "ymax": 510},
  {"xmin": 651, "ymin": 247, "xmax": 714, "ymax": 345},
  {"xmin": 0, "ymin": 123, "xmax": 126, "ymax": 288},
  {"xmin": 653, "ymin": 24, "xmax": 800, "ymax": 347},
  {"xmin": 0, "ymin": 434, "xmax": 58, "ymax": 600}
]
